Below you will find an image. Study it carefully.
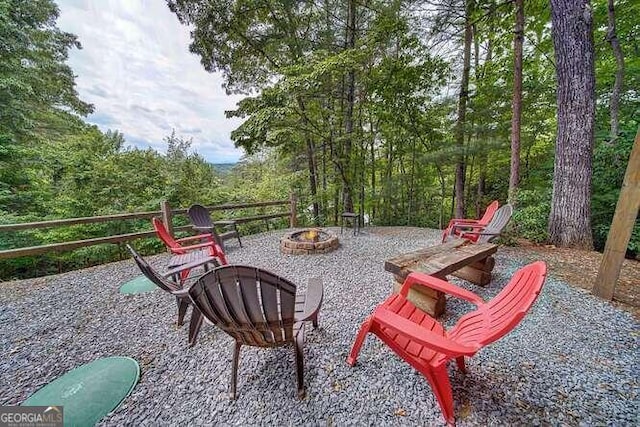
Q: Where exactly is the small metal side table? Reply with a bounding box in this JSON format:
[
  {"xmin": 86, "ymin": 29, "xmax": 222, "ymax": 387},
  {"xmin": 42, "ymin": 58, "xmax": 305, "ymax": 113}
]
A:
[{"xmin": 341, "ymin": 212, "xmax": 360, "ymax": 236}]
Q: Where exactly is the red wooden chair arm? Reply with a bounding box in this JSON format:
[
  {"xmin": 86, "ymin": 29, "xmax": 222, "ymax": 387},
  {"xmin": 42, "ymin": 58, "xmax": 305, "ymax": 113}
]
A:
[
  {"xmin": 448, "ymin": 218, "xmax": 481, "ymax": 226},
  {"xmin": 374, "ymin": 308, "xmax": 478, "ymax": 356},
  {"xmin": 450, "ymin": 223, "xmax": 485, "ymax": 233},
  {"xmin": 295, "ymin": 278, "xmax": 323, "ymax": 322},
  {"xmin": 170, "ymin": 241, "xmax": 216, "ymax": 254},
  {"xmin": 400, "ymin": 272, "xmax": 485, "ymax": 306},
  {"xmin": 175, "ymin": 233, "xmax": 213, "ymax": 243}
]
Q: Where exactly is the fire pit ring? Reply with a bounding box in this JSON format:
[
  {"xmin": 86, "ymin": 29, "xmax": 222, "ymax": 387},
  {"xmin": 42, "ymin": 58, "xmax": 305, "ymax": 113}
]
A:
[{"xmin": 280, "ymin": 228, "xmax": 340, "ymax": 255}]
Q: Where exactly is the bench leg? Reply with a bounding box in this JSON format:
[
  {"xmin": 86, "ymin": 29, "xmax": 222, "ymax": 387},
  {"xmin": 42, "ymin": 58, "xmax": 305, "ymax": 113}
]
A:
[
  {"xmin": 452, "ymin": 256, "xmax": 495, "ymax": 286},
  {"xmin": 392, "ymin": 281, "xmax": 446, "ymax": 317}
]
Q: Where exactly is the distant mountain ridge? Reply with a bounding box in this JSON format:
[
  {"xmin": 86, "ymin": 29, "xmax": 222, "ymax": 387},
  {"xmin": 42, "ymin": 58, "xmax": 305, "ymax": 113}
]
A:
[{"xmin": 210, "ymin": 163, "xmax": 236, "ymax": 174}]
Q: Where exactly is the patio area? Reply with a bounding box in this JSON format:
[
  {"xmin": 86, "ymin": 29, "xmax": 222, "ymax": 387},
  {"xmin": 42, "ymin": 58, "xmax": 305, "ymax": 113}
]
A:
[{"xmin": 1, "ymin": 227, "xmax": 638, "ymax": 425}]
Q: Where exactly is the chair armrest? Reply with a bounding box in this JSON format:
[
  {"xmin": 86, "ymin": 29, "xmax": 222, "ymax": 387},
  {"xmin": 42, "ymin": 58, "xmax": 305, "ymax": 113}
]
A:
[
  {"xmin": 374, "ymin": 308, "xmax": 478, "ymax": 356},
  {"xmin": 192, "ymin": 225, "xmax": 214, "ymax": 232},
  {"xmin": 460, "ymin": 231, "xmax": 500, "ymax": 236},
  {"xmin": 173, "ymin": 288, "xmax": 190, "ymax": 298},
  {"xmin": 451, "ymin": 223, "xmax": 485, "ymax": 232},
  {"xmin": 449, "ymin": 219, "xmax": 480, "ymax": 226},
  {"xmin": 171, "ymin": 241, "xmax": 216, "ymax": 253},
  {"xmin": 176, "ymin": 234, "xmax": 213, "ymax": 243},
  {"xmin": 400, "ymin": 272, "xmax": 484, "ymax": 306},
  {"xmin": 163, "ymin": 256, "xmax": 219, "ymax": 279},
  {"xmin": 459, "ymin": 231, "xmax": 501, "ymax": 240},
  {"xmin": 295, "ymin": 278, "xmax": 323, "ymax": 322}
]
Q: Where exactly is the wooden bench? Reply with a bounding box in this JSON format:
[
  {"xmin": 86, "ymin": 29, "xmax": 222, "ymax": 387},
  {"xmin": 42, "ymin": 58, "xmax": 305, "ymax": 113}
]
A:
[{"xmin": 384, "ymin": 239, "xmax": 498, "ymax": 317}]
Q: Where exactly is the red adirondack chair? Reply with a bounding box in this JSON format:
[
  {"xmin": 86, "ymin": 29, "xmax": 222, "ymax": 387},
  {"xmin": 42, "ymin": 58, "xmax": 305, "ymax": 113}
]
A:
[
  {"xmin": 347, "ymin": 261, "xmax": 547, "ymax": 426},
  {"xmin": 152, "ymin": 217, "xmax": 228, "ymax": 265},
  {"xmin": 453, "ymin": 204, "xmax": 513, "ymax": 244},
  {"xmin": 441, "ymin": 200, "xmax": 499, "ymax": 242}
]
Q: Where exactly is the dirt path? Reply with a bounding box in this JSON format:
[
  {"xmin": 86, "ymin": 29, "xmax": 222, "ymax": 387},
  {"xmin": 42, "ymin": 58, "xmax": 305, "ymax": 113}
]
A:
[{"xmin": 500, "ymin": 241, "xmax": 640, "ymax": 318}]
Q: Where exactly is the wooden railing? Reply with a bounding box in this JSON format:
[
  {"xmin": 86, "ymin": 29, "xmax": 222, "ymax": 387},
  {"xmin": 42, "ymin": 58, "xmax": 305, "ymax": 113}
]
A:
[{"xmin": 0, "ymin": 195, "xmax": 297, "ymax": 260}]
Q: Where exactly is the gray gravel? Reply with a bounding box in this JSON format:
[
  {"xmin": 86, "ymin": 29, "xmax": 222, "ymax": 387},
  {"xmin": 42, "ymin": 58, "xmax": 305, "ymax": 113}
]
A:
[{"xmin": 1, "ymin": 227, "xmax": 638, "ymax": 426}]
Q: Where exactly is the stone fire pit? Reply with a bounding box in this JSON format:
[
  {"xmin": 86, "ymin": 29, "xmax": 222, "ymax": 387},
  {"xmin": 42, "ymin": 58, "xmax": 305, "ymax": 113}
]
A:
[{"xmin": 280, "ymin": 228, "xmax": 340, "ymax": 255}]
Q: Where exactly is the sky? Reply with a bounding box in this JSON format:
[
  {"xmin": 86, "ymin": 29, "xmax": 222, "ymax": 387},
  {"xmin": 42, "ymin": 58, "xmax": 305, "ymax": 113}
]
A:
[{"xmin": 56, "ymin": 0, "xmax": 245, "ymax": 163}]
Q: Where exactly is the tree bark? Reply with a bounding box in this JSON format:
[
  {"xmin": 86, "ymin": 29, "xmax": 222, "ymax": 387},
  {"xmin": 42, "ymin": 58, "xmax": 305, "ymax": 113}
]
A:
[
  {"xmin": 342, "ymin": 0, "xmax": 357, "ymax": 213},
  {"xmin": 508, "ymin": 0, "xmax": 524, "ymax": 206},
  {"xmin": 297, "ymin": 98, "xmax": 320, "ymax": 225},
  {"xmin": 607, "ymin": 0, "xmax": 625, "ymax": 141},
  {"xmin": 454, "ymin": 0, "xmax": 473, "ymax": 218},
  {"xmin": 476, "ymin": 37, "xmax": 493, "ymax": 217},
  {"xmin": 548, "ymin": 0, "xmax": 595, "ymax": 249}
]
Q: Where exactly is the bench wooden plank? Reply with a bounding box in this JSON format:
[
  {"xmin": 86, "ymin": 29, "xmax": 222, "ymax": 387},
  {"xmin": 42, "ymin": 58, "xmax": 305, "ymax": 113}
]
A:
[
  {"xmin": 384, "ymin": 240, "xmax": 466, "ymax": 275},
  {"xmin": 388, "ymin": 242, "xmax": 498, "ymax": 281},
  {"xmin": 384, "ymin": 240, "xmax": 499, "ymax": 317}
]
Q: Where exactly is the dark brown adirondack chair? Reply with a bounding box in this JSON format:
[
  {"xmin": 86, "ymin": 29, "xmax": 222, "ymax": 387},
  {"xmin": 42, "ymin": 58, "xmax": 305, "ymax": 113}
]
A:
[
  {"xmin": 178, "ymin": 265, "xmax": 323, "ymax": 399},
  {"xmin": 448, "ymin": 204, "xmax": 514, "ymax": 244},
  {"xmin": 187, "ymin": 204, "xmax": 242, "ymax": 250},
  {"xmin": 126, "ymin": 244, "xmax": 216, "ymax": 346}
]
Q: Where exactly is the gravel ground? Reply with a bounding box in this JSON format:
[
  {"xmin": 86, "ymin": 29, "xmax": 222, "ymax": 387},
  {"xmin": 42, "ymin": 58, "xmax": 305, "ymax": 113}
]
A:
[{"xmin": 1, "ymin": 227, "xmax": 638, "ymax": 426}]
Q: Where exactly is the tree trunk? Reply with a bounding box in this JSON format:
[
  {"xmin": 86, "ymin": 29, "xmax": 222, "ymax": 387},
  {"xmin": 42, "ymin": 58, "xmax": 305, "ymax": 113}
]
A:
[
  {"xmin": 436, "ymin": 164, "xmax": 446, "ymax": 229},
  {"xmin": 342, "ymin": 0, "xmax": 357, "ymax": 213},
  {"xmin": 306, "ymin": 137, "xmax": 320, "ymax": 225},
  {"xmin": 370, "ymin": 120, "xmax": 376, "ymax": 223},
  {"xmin": 476, "ymin": 37, "xmax": 493, "ymax": 217},
  {"xmin": 607, "ymin": 0, "xmax": 625, "ymax": 141},
  {"xmin": 297, "ymin": 98, "xmax": 320, "ymax": 225},
  {"xmin": 548, "ymin": 0, "xmax": 595, "ymax": 249},
  {"xmin": 508, "ymin": 0, "xmax": 524, "ymax": 206},
  {"xmin": 454, "ymin": 0, "xmax": 473, "ymax": 218}
]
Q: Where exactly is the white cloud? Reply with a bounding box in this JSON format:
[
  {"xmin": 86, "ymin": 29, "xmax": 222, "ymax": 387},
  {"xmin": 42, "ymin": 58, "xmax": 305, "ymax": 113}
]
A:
[{"xmin": 57, "ymin": 0, "xmax": 245, "ymax": 163}]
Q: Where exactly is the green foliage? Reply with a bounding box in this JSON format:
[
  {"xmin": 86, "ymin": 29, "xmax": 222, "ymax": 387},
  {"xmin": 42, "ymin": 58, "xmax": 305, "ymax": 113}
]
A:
[
  {"xmin": 592, "ymin": 126, "xmax": 639, "ymax": 256},
  {"xmin": 511, "ymin": 189, "xmax": 551, "ymax": 244},
  {"xmin": 2, "ymin": 0, "xmax": 639, "ymax": 280},
  {"xmin": 0, "ymin": 0, "xmax": 93, "ymax": 213}
]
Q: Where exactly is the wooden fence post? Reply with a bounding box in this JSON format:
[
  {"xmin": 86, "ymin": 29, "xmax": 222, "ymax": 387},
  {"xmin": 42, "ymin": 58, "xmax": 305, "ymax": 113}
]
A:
[
  {"xmin": 160, "ymin": 200, "xmax": 174, "ymax": 237},
  {"xmin": 289, "ymin": 192, "xmax": 297, "ymax": 228},
  {"xmin": 593, "ymin": 129, "xmax": 640, "ymax": 300}
]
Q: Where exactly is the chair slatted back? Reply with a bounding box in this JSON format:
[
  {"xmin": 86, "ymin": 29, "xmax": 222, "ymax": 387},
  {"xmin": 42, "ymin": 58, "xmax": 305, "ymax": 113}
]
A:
[
  {"xmin": 189, "ymin": 265, "xmax": 297, "ymax": 347},
  {"xmin": 478, "ymin": 200, "xmax": 500, "ymax": 225},
  {"xmin": 187, "ymin": 204, "xmax": 213, "ymax": 228},
  {"xmin": 126, "ymin": 244, "xmax": 180, "ymax": 293},
  {"xmin": 187, "ymin": 204, "xmax": 225, "ymax": 247},
  {"xmin": 152, "ymin": 217, "xmax": 183, "ymax": 253},
  {"xmin": 476, "ymin": 204, "xmax": 513, "ymax": 243},
  {"xmin": 448, "ymin": 261, "xmax": 546, "ymax": 347}
]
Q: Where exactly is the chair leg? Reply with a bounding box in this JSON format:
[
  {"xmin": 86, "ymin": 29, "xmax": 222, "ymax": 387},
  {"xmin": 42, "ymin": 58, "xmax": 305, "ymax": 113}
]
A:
[
  {"xmin": 295, "ymin": 331, "xmax": 305, "ymax": 399},
  {"xmin": 346, "ymin": 317, "xmax": 372, "ymax": 366},
  {"xmin": 441, "ymin": 227, "xmax": 449, "ymax": 243},
  {"xmin": 425, "ymin": 365, "xmax": 456, "ymax": 426},
  {"xmin": 179, "ymin": 268, "xmax": 190, "ymax": 284},
  {"xmin": 456, "ymin": 356, "xmax": 466, "ymax": 373},
  {"xmin": 312, "ymin": 313, "xmax": 319, "ymax": 328},
  {"xmin": 188, "ymin": 307, "xmax": 204, "ymax": 347},
  {"xmin": 235, "ymin": 227, "xmax": 242, "ymax": 248},
  {"xmin": 229, "ymin": 341, "xmax": 242, "ymax": 399},
  {"xmin": 177, "ymin": 298, "xmax": 189, "ymax": 326}
]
